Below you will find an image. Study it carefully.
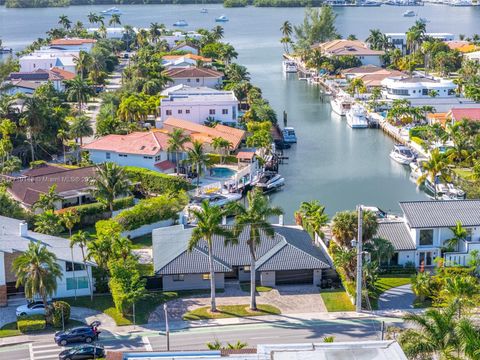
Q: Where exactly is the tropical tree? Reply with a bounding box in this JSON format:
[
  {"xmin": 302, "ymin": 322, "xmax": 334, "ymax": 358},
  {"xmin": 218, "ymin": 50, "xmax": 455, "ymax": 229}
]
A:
[
  {"xmin": 12, "ymin": 242, "xmax": 62, "ymax": 310},
  {"xmin": 34, "ymin": 210, "xmax": 64, "ymax": 235},
  {"xmin": 293, "ymin": 6, "xmax": 338, "ymax": 46},
  {"xmin": 346, "ymin": 78, "xmax": 366, "ymax": 98},
  {"xmin": 186, "ymin": 140, "xmax": 212, "ymax": 189},
  {"xmin": 331, "ymin": 210, "xmax": 378, "ymax": 248},
  {"xmin": 225, "ymin": 63, "xmax": 250, "ymax": 82},
  {"xmin": 439, "ymin": 275, "xmax": 479, "ymax": 317},
  {"xmin": 58, "ymin": 15, "xmax": 71, "ymax": 30},
  {"xmin": 109, "ymin": 14, "xmax": 121, "ymax": 28},
  {"xmin": 61, "ymin": 210, "xmax": 80, "ymax": 299},
  {"xmin": 65, "ymin": 76, "xmax": 93, "ymax": 111},
  {"xmin": 294, "ymin": 200, "xmax": 329, "ymax": 238},
  {"xmin": 444, "ymin": 221, "xmax": 468, "ymax": 252},
  {"xmin": 91, "ymin": 162, "xmax": 130, "ymax": 213},
  {"xmin": 211, "ymin": 137, "xmax": 232, "ymax": 164},
  {"xmin": 456, "ymin": 318, "xmax": 480, "ymax": 360},
  {"xmin": 57, "ymin": 128, "xmax": 70, "ymax": 164},
  {"xmin": 366, "ymin": 29, "xmax": 384, "ymax": 50},
  {"xmin": 167, "ymin": 129, "xmax": 191, "ymax": 173},
  {"xmin": 417, "ymin": 149, "xmax": 451, "ymax": 198},
  {"xmin": 229, "ymin": 189, "xmax": 283, "ymax": 310},
  {"xmin": 69, "ymin": 115, "xmax": 93, "ymax": 147},
  {"xmin": 280, "ymin": 20, "xmax": 293, "ymax": 53},
  {"xmin": 33, "ymin": 184, "xmax": 61, "ymax": 212},
  {"xmin": 410, "ymin": 271, "xmax": 433, "ymax": 303},
  {"xmin": 364, "ymin": 237, "xmax": 395, "ymax": 266},
  {"xmin": 70, "ymin": 230, "xmax": 93, "ymax": 300},
  {"xmin": 189, "ymin": 202, "xmax": 233, "ymax": 312},
  {"xmin": 73, "ymin": 51, "xmax": 93, "ymax": 80}
]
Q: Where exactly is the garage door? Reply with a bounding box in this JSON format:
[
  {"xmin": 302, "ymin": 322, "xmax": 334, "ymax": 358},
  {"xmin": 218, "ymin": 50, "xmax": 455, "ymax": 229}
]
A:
[{"xmin": 275, "ymin": 270, "xmax": 313, "ymax": 285}]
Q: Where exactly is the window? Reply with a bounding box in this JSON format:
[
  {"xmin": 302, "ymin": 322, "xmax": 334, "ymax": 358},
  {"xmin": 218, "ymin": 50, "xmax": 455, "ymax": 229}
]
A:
[
  {"xmin": 466, "ymin": 228, "xmax": 473, "ymax": 242},
  {"xmin": 66, "ymin": 262, "xmax": 86, "ymax": 272},
  {"xmin": 66, "ymin": 276, "xmax": 89, "ymax": 290},
  {"xmin": 166, "ymin": 110, "xmax": 172, "ymax": 116},
  {"xmin": 196, "ymin": 78, "xmax": 200, "ymax": 83},
  {"xmin": 106, "ymin": 152, "xmax": 111, "ymax": 160},
  {"xmin": 419, "ymin": 229, "xmax": 434, "ymax": 246},
  {"xmin": 186, "ymin": 109, "xmax": 190, "ymax": 114},
  {"xmin": 243, "ymin": 266, "xmax": 251, "ymax": 272},
  {"xmin": 209, "ymin": 109, "xmax": 216, "ymax": 115},
  {"xmin": 155, "ymin": 155, "xmax": 161, "ymax": 162},
  {"xmin": 187, "ymin": 79, "xmax": 191, "ymax": 82},
  {"xmin": 222, "ymin": 109, "xmax": 228, "ymax": 115},
  {"xmin": 178, "ymin": 109, "xmax": 183, "ymax": 114},
  {"xmin": 173, "ymin": 274, "xmax": 184, "ymax": 281},
  {"xmin": 143, "ymin": 156, "xmax": 153, "ymax": 159},
  {"xmin": 202, "ymin": 273, "xmax": 210, "ymax": 280},
  {"xmin": 119, "ymin": 154, "xmax": 128, "ymax": 158}
]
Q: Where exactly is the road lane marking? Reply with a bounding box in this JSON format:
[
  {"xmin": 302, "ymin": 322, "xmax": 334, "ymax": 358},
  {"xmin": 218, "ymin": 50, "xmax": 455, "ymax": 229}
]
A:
[
  {"xmin": 28, "ymin": 343, "xmax": 34, "ymax": 360},
  {"xmin": 142, "ymin": 336, "xmax": 153, "ymax": 351}
]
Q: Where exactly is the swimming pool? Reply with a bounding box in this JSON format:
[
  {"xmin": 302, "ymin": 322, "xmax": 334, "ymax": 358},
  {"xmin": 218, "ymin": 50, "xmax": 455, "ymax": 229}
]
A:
[{"xmin": 210, "ymin": 167, "xmax": 236, "ymax": 178}]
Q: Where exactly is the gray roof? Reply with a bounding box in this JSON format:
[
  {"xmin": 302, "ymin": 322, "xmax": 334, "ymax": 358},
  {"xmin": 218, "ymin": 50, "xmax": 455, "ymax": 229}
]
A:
[
  {"xmin": 0, "ymin": 215, "xmax": 95, "ymax": 266},
  {"xmin": 400, "ymin": 200, "xmax": 480, "ymax": 229},
  {"xmin": 152, "ymin": 225, "xmax": 330, "ymax": 275},
  {"xmin": 376, "ymin": 222, "xmax": 416, "ymax": 251}
]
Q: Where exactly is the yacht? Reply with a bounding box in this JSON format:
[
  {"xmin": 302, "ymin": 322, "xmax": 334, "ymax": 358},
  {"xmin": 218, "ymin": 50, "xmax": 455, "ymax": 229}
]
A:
[
  {"xmin": 201, "ymin": 8, "xmax": 208, "ymax": 13},
  {"xmin": 191, "ymin": 192, "xmax": 242, "ymax": 208},
  {"xmin": 215, "ymin": 15, "xmax": 229, "ymax": 22},
  {"xmin": 255, "ymin": 172, "xmax": 285, "ymax": 192},
  {"xmin": 450, "ymin": 0, "xmax": 472, "ymax": 5},
  {"xmin": 330, "ymin": 96, "xmax": 353, "ymax": 116},
  {"xmin": 282, "ymin": 127, "xmax": 297, "ymax": 143},
  {"xmin": 403, "ymin": 10, "xmax": 416, "ymax": 16},
  {"xmin": 390, "ymin": 144, "xmax": 416, "ymax": 165},
  {"xmin": 173, "ymin": 20, "xmax": 189, "ymax": 27},
  {"xmin": 357, "ymin": 0, "xmax": 383, "ymax": 6},
  {"xmin": 346, "ymin": 104, "xmax": 369, "ymax": 129},
  {"xmin": 0, "ymin": 47, "xmax": 12, "ymax": 54},
  {"xmin": 282, "ymin": 60, "xmax": 297, "ymax": 73},
  {"xmin": 101, "ymin": 7, "xmax": 122, "ymax": 15}
]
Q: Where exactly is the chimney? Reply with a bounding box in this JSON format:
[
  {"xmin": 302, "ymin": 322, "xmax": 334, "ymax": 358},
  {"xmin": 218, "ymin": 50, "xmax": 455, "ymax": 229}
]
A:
[
  {"xmin": 19, "ymin": 221, "xmax": 28, "ymax": 237},
  {"xmin": 278, "ymin": 215, "xmax": 284, "ymax": 226}
]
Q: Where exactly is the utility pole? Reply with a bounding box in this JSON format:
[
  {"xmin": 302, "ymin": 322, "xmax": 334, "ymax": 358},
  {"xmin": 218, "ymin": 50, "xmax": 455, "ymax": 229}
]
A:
[
  {"xmin": 356, "ymin": 204, "xmax": 363, "ymax": 313},
  {"xmin": 163, "ymin": 303, "xmax": 170, "ymax": 351}
]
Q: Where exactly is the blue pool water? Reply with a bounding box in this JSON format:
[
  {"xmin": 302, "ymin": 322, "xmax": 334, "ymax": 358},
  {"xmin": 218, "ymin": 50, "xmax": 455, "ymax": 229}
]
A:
[{"xmin": 210, "ymin": 167, "xmax": 236, "ymax": 178}]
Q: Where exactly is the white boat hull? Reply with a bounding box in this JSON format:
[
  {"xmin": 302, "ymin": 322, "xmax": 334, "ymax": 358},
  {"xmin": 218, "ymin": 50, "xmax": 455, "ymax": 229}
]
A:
[
  {"xmin": 331, "ymin": 99, "xmax": 346, "ymax": 116},
  {"xmin": 390, "ymin": 151, "xmax": 413, "ymax": 165}
]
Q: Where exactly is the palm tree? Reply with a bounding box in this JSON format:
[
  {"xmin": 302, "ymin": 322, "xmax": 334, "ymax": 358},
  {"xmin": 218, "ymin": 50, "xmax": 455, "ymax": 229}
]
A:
[
  {"xmin": 366, "ymin": 29, "xmax": 383, "ymax": 50},
  {"xmin": 167, "ymin": 129, "xmax": 191, "ymax": 174},
  {"xmin": 417, "ymin": 149, "xmax": 450, "ymax": 199},
  {"xmin": 280, "ymin": 20, "xmax": 293, "ymax": 39},
  {"xmin": 211, "ymin": 137, "xmax": 232, "ymax": 164},
  {"xmin": 186, "ymin": 140, "xmax": 212, "ymax": 189},
  {"xmin": 58, "ymin": 15, "xmax": 71, "ymax": 30},
  {"xmin": 61, "ymin": 210, "xmax": 80, "ymax": 299},
  {"xmin": 69, "ymin": 115, "xmax": 93, "ymax": 147},
  {"xmin": 65, "ymin": 76, "xmax": 93, "ymax": 111},
  {"xmin": 34, "ymin": 210, "xmax": 64, "ymax": 235},
  {"xmin": 91, "ymin": 162, "xmax": 130, "ymax": 213},
  {"xmin": 109, "ymin": 14, "xmax": 121, "ymax": 28},
  {"xmin": 211, "ymin": 25, "xmax": 224, "ymax": 41},
  {"xmin": 13, "ymin": 242, "xmax": 62, "ymax": 309},
  {"xmin": 331, "ymin": 210, "xmax": 378, "ymax": 248},
  {"xmin": 456, "ymin": 318, "xmax": 480, "ymax": 360},
  {"xmin": 73, "ymin": 51, "xmax": 93, "ymax": 80},
  {"xmin": 57, "ymin": 128, "xmax": 70, "ymax": 164},
  {"xmin": 70, "ymin": 231, "xmax": 93, "ymax": 300},
  {"xmin": 87, "ymin": 12, "xmax": 99, "ymax": 25},
  {"xmin": 441, "ymin": 275, "xmax": 479, "ymax": 317},
  {"xmin": 364, "ymin": 237, "xmax": 395, "ymax": 266},
  {"xmin": 294, "ymin": 200, "xmax": 329, "ymax": 238},
  {"xmin": 410, "ymin": 272, "xmax": 432, "ymax": 303},
  {"xmin": 225, "ymin": 63, "xmax": 250, "ymax": 82},
  {"xmin": 149, "ymin": 22, "xmax": 161, "ymax": 43},
  {"xmin": 229, "ymin": 189, "xmax": 283, "ymax": 310},
  {"xmin": 33, "ymin": 184, "xmax": 61, "ymax": 212},
  {"xmin": 445, "ymin": 221, "xmax": 468, "ymax": 252},
  {"xmin": 189, "ymin": 202, "xmax": 233, "ymax": 312}
]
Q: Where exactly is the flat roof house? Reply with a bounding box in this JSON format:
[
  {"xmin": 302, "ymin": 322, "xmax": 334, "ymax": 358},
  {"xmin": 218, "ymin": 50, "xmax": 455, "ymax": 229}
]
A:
[
  {"xmin": 153, "ymin": 224, "xmax": 330, "ymax": 291},
  {"xmin": 165, "ymin": 67, "xmax": 223, "ymax": 88},
  {"xmin": 160, "ymin": 85, "xmax": 239, "ymax": 126},
  {"xmin": 386, "ymin": 32, "xmax": 455, "ymax": 53},
  {"xmin": 161, "ymin": 54, "xmax": 213, "ymax": 68},
  {"xmin": 19, "ymin": 50, "xmax": 77, "ymax": 73},
  {"xmin": 381, "ymin": 76, "xmax": 457, "ymax": 100},
  {"xmin": 0, "ymin": 215, "xmax": 95, "ymax": 305},
  {"xmin": 313, "ymin": 39, "xmax": 385, "ymax": 67},
  {"xmin": 49, "ymin": 38, "xmax": 96, "ymax": 52}
]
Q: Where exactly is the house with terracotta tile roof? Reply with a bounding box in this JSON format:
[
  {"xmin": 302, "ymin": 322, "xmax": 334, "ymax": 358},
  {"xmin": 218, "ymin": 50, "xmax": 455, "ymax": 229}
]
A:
[
  {"xmin": 82, "ymin": 130, "xmax": 178, "ymax": 173},
  {"xmin": 341, "ymin": 65, "xmax": 405, "ymax": 89},
  {"xmin": 165, "ymin": 67, "xmax": 223, "ymax": 88},
  {"xmin": 313, "ymin": 40, "xmax": 384, "ymax": 66},
  {"xmin": 6, "ymin": 68, "xmax": 75, "ymax": 92},
  {"xmin": 447, "ymin": 108, "xmax": 480, "ymax": 124},
  {"xmin": 49, "ymin": 38, "xmax": 96, "ymax": 52}
]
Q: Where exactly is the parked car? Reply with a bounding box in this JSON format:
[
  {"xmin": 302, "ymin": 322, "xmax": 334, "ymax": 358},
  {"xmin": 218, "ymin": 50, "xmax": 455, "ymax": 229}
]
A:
[
  {"xmin": 16, "ymin": 302, "xmax": 48, "ymax": 317},
  {"xmin": 58, "ymin": 344, "xmax": 105, "ymax": 360},
  {"xmin": 54, "ymin": 323, "xmax": 100, "ymax": 346}
]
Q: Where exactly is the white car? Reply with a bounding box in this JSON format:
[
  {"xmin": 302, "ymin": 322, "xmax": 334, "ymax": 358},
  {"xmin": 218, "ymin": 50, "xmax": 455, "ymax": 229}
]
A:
[{"xmin": 16, "ymin": 302, "xmax": 47, "ymax": 317}]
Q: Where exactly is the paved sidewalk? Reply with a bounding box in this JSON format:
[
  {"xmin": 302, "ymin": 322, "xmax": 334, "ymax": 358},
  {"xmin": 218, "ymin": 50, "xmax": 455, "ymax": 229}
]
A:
[{"xmin": 377, "ymin": 284, "xmax": 415, "ymax": 310}]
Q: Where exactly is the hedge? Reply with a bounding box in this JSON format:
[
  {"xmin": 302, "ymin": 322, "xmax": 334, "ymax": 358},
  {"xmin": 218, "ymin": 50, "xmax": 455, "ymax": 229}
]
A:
[
  {"xmin": 409, "ymin": 126, "xmax": 430, "ymax": 140},
  {"xmin": 124, "ymin": 166, "xmax": 192, "ymax": 195},
  {"xmin": 114, "ymin": 192, "xmax": 188, "ymax": 231},
  {"xmin": 51, "ymin": 301, "xmax": 71, "ymax": 328},
  {"xmin": 17, "ymin": 315, "xmax": 46, "ymax": 333},
  {"xmin": 207, "ymin": 154, "xmax": 238, "ymax": 165},
  {"xmin": 410, "ymin": 136, "xmax": 425, "ymax": 147}
]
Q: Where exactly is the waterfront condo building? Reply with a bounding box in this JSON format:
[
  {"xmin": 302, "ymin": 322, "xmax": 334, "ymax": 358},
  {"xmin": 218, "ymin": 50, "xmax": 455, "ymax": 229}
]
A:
[{"xmin": 381, "ymin": 75, "xmax": 457, "ymax": 99}]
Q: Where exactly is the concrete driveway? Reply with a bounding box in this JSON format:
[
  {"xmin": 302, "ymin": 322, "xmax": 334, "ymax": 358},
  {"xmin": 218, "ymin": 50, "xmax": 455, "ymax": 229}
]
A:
[{"xmin": 149, "ymin": 284, "xmax": 326, "ymax": 323}]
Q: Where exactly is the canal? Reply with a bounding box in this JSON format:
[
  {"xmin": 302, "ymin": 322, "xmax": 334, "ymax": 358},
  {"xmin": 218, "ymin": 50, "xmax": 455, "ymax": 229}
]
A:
[{"xmin": 2, "ymin": 4, "xmax": 479, "ymax": 220}]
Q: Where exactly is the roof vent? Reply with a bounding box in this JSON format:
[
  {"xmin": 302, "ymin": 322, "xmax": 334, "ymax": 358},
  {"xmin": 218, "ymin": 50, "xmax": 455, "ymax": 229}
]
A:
[{"xmin": 19, "ymin": 221, "xmax": 28, "ymax": 237}]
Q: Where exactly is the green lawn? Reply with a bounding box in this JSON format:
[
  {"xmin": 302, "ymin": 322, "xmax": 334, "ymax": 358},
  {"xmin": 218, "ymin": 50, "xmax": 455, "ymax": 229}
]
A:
[
  {"xmin": 183, "ymin": 304, "xmax": 281, "ymax": 321},
  {"xmin": 370, "ymin": 275, "xmax": 412, "ymax": 310},
  {"xmin": 0, "ymin": 322, "xmax": 21, "ymax": 338},
  {"xmin": 453, "ymin": 168, "xmax": 474, "ymax": 181},
  {"xmin": 320, "ymin": 289, "xmax": 355, "ymax": 312},
  {"xmin": 239, "ymin": 283, "xmax": 273, "ymax": 293},
  {"xmin": 131, "ymin": 234, "xmax": 152, "ymax": 249}
]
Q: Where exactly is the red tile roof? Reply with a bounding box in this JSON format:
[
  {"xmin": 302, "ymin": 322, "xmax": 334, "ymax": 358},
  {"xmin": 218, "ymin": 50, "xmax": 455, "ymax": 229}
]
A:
[
  {"xmin": 162, "ymin": 54, "xmax": 212, "ymax": 62},
  {"xmin": 50, "ymin": 67, "xmax": 76, "ymax": 80},
  {"xmin": 449, "ymin": 108, "xmax": 480, "ymax": 122},
  {"xmin": 236, "ymin": 151, "xmax": 255, "ymax": 160},
  {"xmin": 50, "ymin": 38, "xmax": 96, "ymax": 46},
  {"xmin": 165, "ymin": 67, "xmax": 223, "ymax": 79},
  {"xmin": 314, "ymin": 39, "xmax": 384, "ymax": 56},
  {"xmin": 155, "ymin": 160, "xmax": 176, "ymax": 171}
]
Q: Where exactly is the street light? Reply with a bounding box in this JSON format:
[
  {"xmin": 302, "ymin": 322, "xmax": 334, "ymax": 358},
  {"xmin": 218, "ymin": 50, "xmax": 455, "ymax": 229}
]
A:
[
  {"xmin": 163, "ymin": 303, "xmax": 170, "ymax": 351},
  {"xmin": 355, "ymin": 204, "xmax": 363, "ymax": 313}
]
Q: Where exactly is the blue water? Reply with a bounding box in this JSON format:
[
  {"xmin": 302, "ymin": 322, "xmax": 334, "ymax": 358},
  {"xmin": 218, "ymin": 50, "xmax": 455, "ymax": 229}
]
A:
[{"xmin": 210, "ymin": 167, "xmax": 236, "ymax": 178}]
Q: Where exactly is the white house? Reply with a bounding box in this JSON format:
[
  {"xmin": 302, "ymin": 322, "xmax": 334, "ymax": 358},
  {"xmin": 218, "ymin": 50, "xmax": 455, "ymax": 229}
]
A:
[
  {"xmin": 87, "ymin": 27, "xmax": 129, "ymax": 39},
  {"xmin": 82, "ymin": 130, "xmax": 176, "ymax": 173},
  {"xmin": 381, "ymin": 76, "xmax": 457, "ymax": 99},
  {"xmin": 465, "ymin": 50, "xmax": 480, "ymax": 62},
  {"xmin": 386, "ymin": 33, "xmax": 455, "ymax": 53},
  {"xmin": 376, "ymin": 200, "xmax": 480, "ymax": 268},
  {"xmin": 160, "ymin": 85, "xmax": 238, "ymax": 125},
  {"xmin": 312, "ymin": 39, "xmax": 385, "ymax": 67},
  {"xmin": 160, "ymin": 31, "xmax": 202, "ymax": 48},
  {"xmin": 171, "ymin": 42, "xmax": 199, "ymax": 55},
  {"xmin": 49, "ymin": 38, "xmax": 96, "ymax": 52},
  {"xmin": 0, "ymin": 216, "xmax": 95, "ymax": 305},
  {"xmin": 19, "ymin": 49, "xmax": 77, "ymax": 73},
  {"xmin": 165, "ymin": 67, "xmax": 223, "ymax": 88}
]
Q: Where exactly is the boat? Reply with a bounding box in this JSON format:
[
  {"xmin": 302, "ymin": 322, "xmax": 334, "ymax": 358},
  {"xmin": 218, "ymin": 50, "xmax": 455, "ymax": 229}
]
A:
[
  {"xmin": 330, "ymin": 96, "xmax": 353, "ymax": 116},
  {"xmin": 450, "ymin": 0, "xmax": 472, "ymax": 6},
  {"xmin": 282, "ymin": 60, "xmax": 297, "ymax": 73},
  {"xmin": 191, "ymin": 192, "xmax": 242, "ymax": 208},
  {"xmin": 418, "ymin": 17, "xmax": 430, "ymax": 23},
  {"xmin": 446, "ymin": 183, "xmax": 466, "ymax": 199},
  {"xmin": 356, "ymin": 0, "xmax": 383, "ymax": 6},
  {"xmin": 389, "ymin": 144, "xmax": 416, "ymax": 165},
  {"xmin": 254, "ymin": 172, "xmax": 285, "ymax": 192},
  {"xmin": 346, "ymin": 104, "xmax": 369, "ymax": 129},
  {"xmin": 0, "ymin": 47, "xmax": 13, "ymax": 54},
  {"xmin": 101, "ymin": 7, "xmax": 122, "ymax": 15},
  {"xmin": 215, "ymin": 15, "xmax": 229, "ymax": 22},
  {"xmin": 173, "ymin": 20, "xmax": 189, "ymax": 27},
  {"xmin": 282, "ymin": 127, "xmax": 297, "ymax": 143},
  {"xmin": 362, "ymin": 206, "xmax": 401, "ymax": 222},
  {"xmin": 201, "ymin": 8, "xmax": 208, "ymax": 13},
  {"xmin": 403, "ymin": 10, "xmax": 416, "ymax": 16}
]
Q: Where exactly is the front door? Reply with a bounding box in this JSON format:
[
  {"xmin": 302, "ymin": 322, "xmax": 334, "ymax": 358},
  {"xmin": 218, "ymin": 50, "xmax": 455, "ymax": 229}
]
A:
[{"xmin": 419, "ymin": 251, "xmax": 433, "ymax": 267}]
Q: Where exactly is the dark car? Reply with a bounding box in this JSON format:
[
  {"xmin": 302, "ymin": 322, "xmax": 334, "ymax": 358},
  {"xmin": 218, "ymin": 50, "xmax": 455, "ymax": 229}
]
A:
[
  {"xmin": 54, "ymin": 326, "xmax": 97, "ymax": 346},
  {"xmin": 58, "ymin": 344, "xmax": 105, "ymax": 360}
]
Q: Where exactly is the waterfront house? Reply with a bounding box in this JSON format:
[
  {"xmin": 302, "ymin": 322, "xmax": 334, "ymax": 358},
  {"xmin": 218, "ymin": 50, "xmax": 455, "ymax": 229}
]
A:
[
  {"xmin": 6, "ymin": 67, "xmax": 75, "ymax": 92},
  {"xmin": 159, "ymin": 31, "xmax": 203, "ymax": 48},
  {"xmin": 171, "ymin": 42, "xmax": 199, "ymax": 55},
  {"xmin": 377, "ymin": 200, "xmax": 480, "ymax": 268},
  {"xmin": 341, "ymin": 65, "xmax": 404, "ymax": 90},
  {"xmin": 385, "ymin": 32, "xmax": 454, "ymax": 53},
  {"xmin": 3, "ymin": 79, "xmax": 41, "ymax": 95},
  {"xmin": 160, "ymin": 85, "xmax": 239, "ymax": 125},
  {"xmin": 447, "ymin": 108, "xmax": 480, "ymax": 124},
  {"xmin": 152, "ymin": 224, "xmax": 330, "ymax": 291},
  {"xmin": 19, "ymin": 49, "xmax": 77, "ymax": 73},
  {"xmin": 82, "ymin": 130, "xmax": 177, "ymax": 174},
  {"xmin": 165, "ymin": 67, "xmax": 223, "ymax": 88},
  {"xmin": 444, "ymin": 40, "xmax": 477, "ymax": 53},
  {"xmin": 161, "ymin": 54, "xmax": 213, "ymax": 68},
  {"xmin": 0, "ymin": 215, "xmax": 95, "ymax": 305},
  {"xmin": 465, "ymin": 50, "xmax": 480, "ymax": 62},
  {"xmin": 4, "ymin": 164, "xmax": 96, "ymax": 211},
  {"xmin": 49, "ymin": 38, "xmax": 96, "ymax": 52},
  {"xmin": 312, "ymin": 39, "xmax": 384, "ymax": 67},
  {"xmin": 87, "ymin": 27, "xmax": 130, "ymax": 39},
  {"xmin": 381, "ymin": 75, "xmax": 457, "ymax": 100}
]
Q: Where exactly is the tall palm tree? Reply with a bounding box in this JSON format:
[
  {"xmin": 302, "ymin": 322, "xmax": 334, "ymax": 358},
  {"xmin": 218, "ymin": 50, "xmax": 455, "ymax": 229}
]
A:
[
  {"xmin": 417, "ymin": 149, "xmax": 450, "ymax": 199},
  {"xmin": 186, "ymin": 140, "xmax": 212, "ymax": 189},
  {"xmin": 69, "ymin": 115, "xmax": 93, "ymax": 147},
  {"xmin": 73, "ymin": 51, "xmax": 93, "ymax": 79},
  {"xmin": 445, "ymin": 221, "xmax": 468, "ymax": 252},
  {"xmin": 12, "ymin": 242, "xmax": 62, "ymax": 309},
  {"xmin": 211, "ymin": 25, "xmax": 224, "ymax": 41},
  {"xmin": 189, "ymin": 202, "xmax": 233, "ymax": 312},
  {"xmin": 70, "ymin": 231, "xmax": 93, "ymax": 300},
  {"xmin": 61, "ymin": 210, "xmax": 80, "ymax": 299},
  {"xmin": 229, "ymin": 189, "xmax": 283, "ymax": 310},
  {"xmin": 109, "ymin": 14, "xmax": 121, "ymax": 28},
  {"xmin": 365, "ymin": 29, "xmax": 383, "ymax": 50},
  {"xmin": 91, "ymin": 162, "xmax": 130, "ymax": 213},
  {"xmin": 211, "ymin": 137, "xmax": 232, "ymax": 164},
  {"xmin": 167, "ymin": 129, "xmax": 191, "ymax": 174},
  {"xmin": 57, "ymin": 128, "xmax": 70, "ymax": 164},
  {"xmin": 33, "ymin": 184, "xmax": 61, "ymax": 212},
  {"xmin": 149, "ymin": 22, "xmax": 161, "ymax": 43},
  {"xmin": 87, "ymin": 12, "xmax": 99, "ymax": 25},
  {"xmin": 58, "ymin": 15, "xmax": 71, "ymax": 30},
  {"xmin": 280, "ymin": 20, "xmax": 293, "ymax": 39},
  {"xmin": 65, "ymin": 76, "xmax": 93, "ymax": 111},
  {"xmin": 294, "ymin": 200, "xmax": 329, "ymax": 238}
]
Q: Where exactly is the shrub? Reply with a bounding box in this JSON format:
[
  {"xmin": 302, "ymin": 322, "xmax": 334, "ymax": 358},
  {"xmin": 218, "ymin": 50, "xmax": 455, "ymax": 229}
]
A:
[
  {"xmin": 410, "ymin": 136, "xmax": 425, "ymax": 147},
  {"xmin": 124, "ymin": 166, "xmax": 192, "ymax": 195},
  {"xmin": 224, "ymin": 0, "xmax": 248, "ymax": 7},
  {"xmin": 207, "ymin": 154, "xmax": 238, "ymax": 165},
  {"xmin": 17, "ymin": 315, "xmax": 46, "ymax": 333},
  {"xmin": 409, "ymin": 126, "xmax": 430, "ymax": 140},
  {"xmin": 51, "ymin": 301, "xmax": 71, "ymax": 327}
]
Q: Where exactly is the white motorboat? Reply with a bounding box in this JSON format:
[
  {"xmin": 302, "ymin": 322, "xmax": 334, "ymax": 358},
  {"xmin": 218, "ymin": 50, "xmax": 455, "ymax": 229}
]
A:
[
  {"xmin": 403, "ymin": 10, "xmax": 416, "ymax": 16},
  {"xmin": 101, "ymin": 7, "xmax": 122, "ymax": 15},
  {"xmin": 330, "ymin": 96, "xmax": 353, "ymax": 116},
  {"xmin": 346, "ymin": 104, "xmax": 369, "ymax": 129},
  {"xmin": 446, "ymin": 183, "xmax": 466, "ymax": 199},
  {"xmin": 255, "ymin": 172, "xmax": 285, "ymax": 192},
  {"xmin": 191, "ymin": 192, "xmax": 242, "ymax": 208},
  {"xmin": 282, "ymin": 60, "xmax": 297, "ymax": 73},
  {"xmin": 390, "ymin": 144, "xmax": 416, "ymax": 165},
  {"xmin": 215, "ymin": 15, "xmax": 229, "ymax": 22},
  {"xmin": 450, "ymin": 0, "xmax": 472, "ymax": 6},
  {"xmin": 173, "ymin": 20, "xmax": 188, "ymax": 27}
]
